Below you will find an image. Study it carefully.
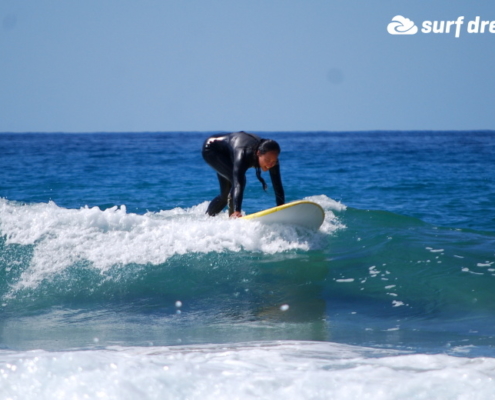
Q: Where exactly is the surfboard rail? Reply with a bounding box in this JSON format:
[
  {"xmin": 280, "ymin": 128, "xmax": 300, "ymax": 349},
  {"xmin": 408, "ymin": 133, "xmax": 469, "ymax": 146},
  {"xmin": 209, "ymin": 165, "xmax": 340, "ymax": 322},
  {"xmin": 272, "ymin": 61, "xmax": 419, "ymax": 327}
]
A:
[{"xmin": 242, "ymin": 200, "xmax": 325, "ymax": 230}]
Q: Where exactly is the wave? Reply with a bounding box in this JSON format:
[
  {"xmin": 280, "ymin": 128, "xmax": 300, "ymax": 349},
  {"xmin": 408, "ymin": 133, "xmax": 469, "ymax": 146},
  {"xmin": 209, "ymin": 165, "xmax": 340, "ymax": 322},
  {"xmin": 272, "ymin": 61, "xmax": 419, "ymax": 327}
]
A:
[
  {"xmin": 2, "ymin": 341, "xmax": 495, "ymax": 399},
  {"xmin": 1, "ymin": 195, "xmax": 494, "ymax": 331},
  {"xmin": 0, "ymin": 196, "xmax": 343, "ymax": 295}
]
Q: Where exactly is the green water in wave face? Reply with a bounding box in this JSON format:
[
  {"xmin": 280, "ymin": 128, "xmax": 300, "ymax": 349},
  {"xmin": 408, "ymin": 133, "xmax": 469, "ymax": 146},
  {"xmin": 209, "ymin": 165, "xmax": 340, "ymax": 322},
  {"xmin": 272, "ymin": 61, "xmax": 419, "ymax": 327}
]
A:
[{"xmin": 320, "ymin": 206, "xmax": 495, "ymax": 352}]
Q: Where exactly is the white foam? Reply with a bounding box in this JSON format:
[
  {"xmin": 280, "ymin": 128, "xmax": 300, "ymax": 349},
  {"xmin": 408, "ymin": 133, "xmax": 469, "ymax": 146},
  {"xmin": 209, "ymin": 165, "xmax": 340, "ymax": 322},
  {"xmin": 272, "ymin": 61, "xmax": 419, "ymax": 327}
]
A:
[
  {"xmin": 0, "ymin": 197, "xmax": 343, "ymax": 290},
  {"xmin": 477, "ymin": 262, "xmax": 493, "ymax": 267},
  {"xmin": 305, "ymin": 194, "xmax": 346, "ymax": 212},
  {"xmin": 0, "ymin": 341, "xmax": 494, "ymax": 400},
  {"xmin": 426, "ymin": 247, "xmax": 444, "ymax": 253}
]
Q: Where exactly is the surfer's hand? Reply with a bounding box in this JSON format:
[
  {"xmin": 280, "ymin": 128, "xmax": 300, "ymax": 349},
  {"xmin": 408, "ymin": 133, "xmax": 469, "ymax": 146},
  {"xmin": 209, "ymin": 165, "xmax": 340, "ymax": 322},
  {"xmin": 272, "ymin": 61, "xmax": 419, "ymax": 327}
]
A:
[{"xmin": 230, "ymin": 211, "xmax": 242, "ymax": 219}]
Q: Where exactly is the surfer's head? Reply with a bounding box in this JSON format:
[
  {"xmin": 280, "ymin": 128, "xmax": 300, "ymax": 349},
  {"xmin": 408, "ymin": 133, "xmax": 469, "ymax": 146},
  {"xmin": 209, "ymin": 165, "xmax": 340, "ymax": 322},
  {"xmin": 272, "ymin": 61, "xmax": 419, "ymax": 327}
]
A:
[{"xmin": 257, "ymin": 139, "xmax": 280, "ymax": 172}]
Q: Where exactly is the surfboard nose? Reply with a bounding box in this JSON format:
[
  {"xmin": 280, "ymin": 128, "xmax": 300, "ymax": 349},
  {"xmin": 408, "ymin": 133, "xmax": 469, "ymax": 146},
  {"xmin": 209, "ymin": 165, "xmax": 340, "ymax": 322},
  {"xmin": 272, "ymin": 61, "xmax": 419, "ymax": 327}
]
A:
[{"xmin": 242, "ymin": 201, "xmax": 325, "ymax": 230}]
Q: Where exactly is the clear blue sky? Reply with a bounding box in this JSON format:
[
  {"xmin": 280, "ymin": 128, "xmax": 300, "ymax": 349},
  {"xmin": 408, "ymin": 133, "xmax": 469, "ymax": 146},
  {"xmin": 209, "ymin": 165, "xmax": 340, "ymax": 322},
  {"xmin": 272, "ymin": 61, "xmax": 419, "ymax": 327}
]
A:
[{"xmin": 1, "ymin": 0, "xmax": 494, "ymax": 132}]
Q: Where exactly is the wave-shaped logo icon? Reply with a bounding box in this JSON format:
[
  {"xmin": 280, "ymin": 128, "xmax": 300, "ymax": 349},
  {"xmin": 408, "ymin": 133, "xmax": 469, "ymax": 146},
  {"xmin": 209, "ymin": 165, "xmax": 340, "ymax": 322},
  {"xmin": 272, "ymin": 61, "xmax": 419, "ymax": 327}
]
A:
[{"xmin": 387, "ymin": 15, "xmax": 418, "ymax": 35}]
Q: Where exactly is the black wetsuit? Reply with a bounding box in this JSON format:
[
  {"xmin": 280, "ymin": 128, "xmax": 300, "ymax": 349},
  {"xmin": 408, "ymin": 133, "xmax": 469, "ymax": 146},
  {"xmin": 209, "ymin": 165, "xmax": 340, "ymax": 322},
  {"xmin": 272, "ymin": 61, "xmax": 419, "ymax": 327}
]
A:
[{"xmin": 202, "ymin": 131, "xmax": 285, "ymax": 216}]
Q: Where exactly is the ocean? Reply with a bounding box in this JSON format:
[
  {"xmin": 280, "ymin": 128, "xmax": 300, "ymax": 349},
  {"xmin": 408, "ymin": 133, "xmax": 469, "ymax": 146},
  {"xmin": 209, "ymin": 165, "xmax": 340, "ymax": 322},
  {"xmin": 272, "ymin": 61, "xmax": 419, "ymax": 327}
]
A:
[{"xmin": 0, "ymin": 131, "xmax": 494, "ymax": 399}]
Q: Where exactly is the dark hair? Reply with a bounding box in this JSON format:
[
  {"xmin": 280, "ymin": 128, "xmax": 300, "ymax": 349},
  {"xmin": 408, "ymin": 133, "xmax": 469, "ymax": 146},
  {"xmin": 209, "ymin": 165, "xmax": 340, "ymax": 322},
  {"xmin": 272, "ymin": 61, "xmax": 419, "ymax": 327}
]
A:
[
  {"xmin": 258, "ymin": 139, "xmax": 281, "ymax": 155},
  {"xmin": 255, "ymin": 139, "xmax": 281, "ymax": 191}
]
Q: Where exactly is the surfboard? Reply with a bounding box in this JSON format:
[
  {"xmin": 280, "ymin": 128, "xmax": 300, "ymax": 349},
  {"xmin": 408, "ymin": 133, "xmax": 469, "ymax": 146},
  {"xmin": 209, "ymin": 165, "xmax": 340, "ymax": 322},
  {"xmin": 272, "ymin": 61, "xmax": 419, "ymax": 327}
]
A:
[{"xmin": 242, "ymin": 200, "xmax": 325, "ymax": 230}]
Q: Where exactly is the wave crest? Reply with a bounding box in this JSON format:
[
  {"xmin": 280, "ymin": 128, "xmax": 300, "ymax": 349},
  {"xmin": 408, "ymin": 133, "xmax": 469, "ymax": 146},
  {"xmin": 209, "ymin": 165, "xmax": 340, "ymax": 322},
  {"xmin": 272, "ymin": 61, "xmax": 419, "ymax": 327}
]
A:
[{"xmin": 0, "ymin": 196, "xmax": 342, "ymax": 291}]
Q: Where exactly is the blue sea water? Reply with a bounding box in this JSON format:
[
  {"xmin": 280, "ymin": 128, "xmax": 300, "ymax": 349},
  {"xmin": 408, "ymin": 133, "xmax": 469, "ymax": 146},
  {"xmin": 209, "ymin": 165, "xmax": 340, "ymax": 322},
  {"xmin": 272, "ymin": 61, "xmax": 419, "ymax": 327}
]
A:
[{"xmin": 0, "ymin": 131, "xmax": 495, "ymax": 399}]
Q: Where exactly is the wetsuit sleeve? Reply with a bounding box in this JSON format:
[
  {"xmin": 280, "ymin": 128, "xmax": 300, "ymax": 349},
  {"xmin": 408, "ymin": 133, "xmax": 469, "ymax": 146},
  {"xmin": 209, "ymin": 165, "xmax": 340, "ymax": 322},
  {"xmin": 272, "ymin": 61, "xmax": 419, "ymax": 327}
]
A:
[
  {"xmin": 269, "ymin": 163, "xmax": 285, "ymax": 206},
  {"xmin": 232, "ymin": 149, "xmax": 250, "ymax": 212}
]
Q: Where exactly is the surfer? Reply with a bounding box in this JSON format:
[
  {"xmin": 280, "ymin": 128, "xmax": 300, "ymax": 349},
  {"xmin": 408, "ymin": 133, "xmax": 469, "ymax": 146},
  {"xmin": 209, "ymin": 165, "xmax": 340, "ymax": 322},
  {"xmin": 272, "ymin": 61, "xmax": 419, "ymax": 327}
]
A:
[{"xmin": 202, "ymin": 131, "xmax": 285, "ymax": 218}]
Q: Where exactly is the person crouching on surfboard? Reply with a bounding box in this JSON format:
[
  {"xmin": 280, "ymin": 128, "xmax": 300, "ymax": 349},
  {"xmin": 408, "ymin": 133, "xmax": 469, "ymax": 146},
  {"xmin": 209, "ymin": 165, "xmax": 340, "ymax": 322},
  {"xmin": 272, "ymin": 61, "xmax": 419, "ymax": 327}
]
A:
[{"xmin": 202, "ymin": 131, "xmax": 285, "ymax": 218}]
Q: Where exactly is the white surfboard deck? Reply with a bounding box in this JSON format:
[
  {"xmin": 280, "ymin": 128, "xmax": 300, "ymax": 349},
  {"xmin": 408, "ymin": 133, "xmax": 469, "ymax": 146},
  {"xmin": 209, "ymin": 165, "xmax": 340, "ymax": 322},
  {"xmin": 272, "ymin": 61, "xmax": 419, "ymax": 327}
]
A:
[{"xmin": 242, "ymin": 200, "xmax": 325, "ymax": 230}]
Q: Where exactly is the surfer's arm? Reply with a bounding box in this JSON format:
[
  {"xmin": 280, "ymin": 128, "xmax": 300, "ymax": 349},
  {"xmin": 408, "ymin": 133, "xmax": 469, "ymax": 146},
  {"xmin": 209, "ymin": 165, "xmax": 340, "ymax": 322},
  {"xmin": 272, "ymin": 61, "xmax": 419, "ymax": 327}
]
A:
[{"xmin": 269, "ymin": 163, "xmax": 285, "ymax": 206}]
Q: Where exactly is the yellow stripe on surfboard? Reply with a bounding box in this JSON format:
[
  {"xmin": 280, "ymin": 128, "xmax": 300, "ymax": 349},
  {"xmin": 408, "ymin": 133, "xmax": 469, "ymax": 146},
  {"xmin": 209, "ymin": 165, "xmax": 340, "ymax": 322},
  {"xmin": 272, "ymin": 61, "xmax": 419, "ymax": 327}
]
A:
[{"xmin": 242, "ymin": 200, "xmax": 325, "ymax": 229}]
